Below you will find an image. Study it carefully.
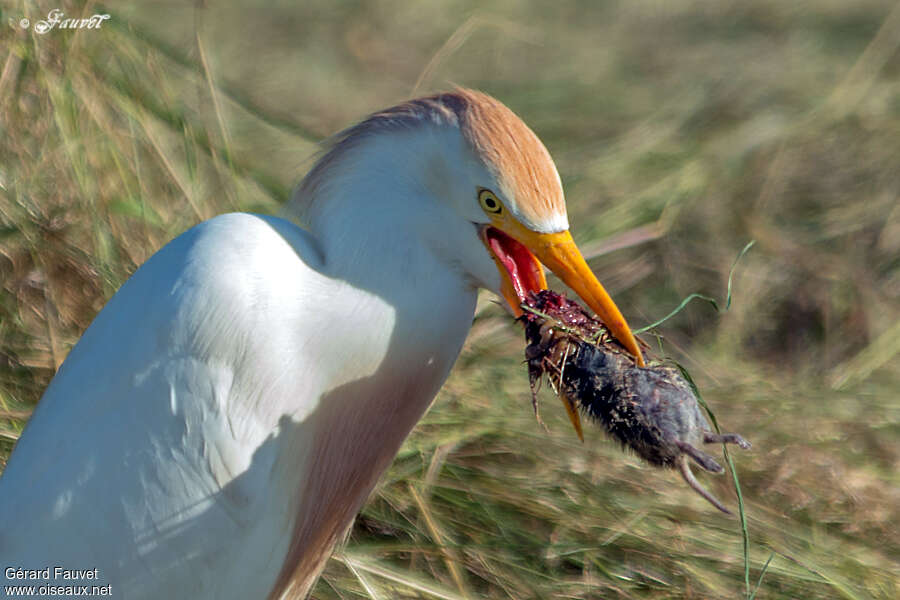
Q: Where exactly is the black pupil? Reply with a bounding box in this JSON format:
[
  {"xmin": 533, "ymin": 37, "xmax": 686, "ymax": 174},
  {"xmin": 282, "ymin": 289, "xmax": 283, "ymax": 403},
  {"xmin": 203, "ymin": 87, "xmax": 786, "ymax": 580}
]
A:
[{"xmin": 485, "ymin": 197, "xmax": 496, "ymax": 208}]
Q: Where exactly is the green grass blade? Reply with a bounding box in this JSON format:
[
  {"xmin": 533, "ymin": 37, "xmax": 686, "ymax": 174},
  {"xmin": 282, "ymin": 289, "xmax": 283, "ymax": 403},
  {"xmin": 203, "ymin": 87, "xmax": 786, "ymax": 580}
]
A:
[{"xmin": 748, "ymin": 552, "xmax": 776, "ymax": 600}]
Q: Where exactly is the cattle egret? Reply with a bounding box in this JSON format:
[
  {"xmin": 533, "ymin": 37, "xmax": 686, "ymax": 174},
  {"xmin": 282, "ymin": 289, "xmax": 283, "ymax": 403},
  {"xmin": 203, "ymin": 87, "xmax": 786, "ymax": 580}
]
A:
[{"xmin": 0, "ymin": 89, "xmax": 643, "ymax": 599}]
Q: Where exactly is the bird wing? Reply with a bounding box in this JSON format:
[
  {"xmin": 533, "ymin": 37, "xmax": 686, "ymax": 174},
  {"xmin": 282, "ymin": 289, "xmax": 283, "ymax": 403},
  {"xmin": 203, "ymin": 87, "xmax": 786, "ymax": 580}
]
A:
[{"xmin": 0, "ymin": 213, "xmax": 344, "ymax": 599}]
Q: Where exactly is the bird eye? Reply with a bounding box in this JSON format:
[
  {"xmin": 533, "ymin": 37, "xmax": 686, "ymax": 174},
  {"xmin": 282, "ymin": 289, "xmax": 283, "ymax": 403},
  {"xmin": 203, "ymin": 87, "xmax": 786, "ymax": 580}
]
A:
[{"xmin": 478, "ymin": 189, "xmax": 503, "ymax": 214}]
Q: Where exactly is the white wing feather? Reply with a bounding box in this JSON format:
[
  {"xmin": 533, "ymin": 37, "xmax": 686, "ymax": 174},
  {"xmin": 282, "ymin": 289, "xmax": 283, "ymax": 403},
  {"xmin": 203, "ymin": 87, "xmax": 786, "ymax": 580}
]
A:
[{"xmin": 0, "ymin": 213, "xmax": 369, "ymax": 598}]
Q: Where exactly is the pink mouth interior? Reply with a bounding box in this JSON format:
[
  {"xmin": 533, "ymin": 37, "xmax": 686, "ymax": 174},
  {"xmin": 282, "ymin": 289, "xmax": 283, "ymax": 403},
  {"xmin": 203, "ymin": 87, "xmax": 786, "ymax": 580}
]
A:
[{"xmin": 484, "ymin": 227, "xmax": 545, "ymax": 301}]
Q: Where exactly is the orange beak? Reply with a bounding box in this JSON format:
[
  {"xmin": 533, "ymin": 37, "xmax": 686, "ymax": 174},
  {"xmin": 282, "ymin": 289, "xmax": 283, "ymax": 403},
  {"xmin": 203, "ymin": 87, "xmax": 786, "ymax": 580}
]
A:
[{"xmin": 481, "ymin": 218, "xmax": 644, "ymax": 440}]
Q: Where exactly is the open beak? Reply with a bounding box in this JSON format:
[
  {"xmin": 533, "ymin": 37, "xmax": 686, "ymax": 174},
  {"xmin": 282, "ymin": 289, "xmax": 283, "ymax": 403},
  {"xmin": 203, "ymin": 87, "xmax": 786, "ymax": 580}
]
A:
[
  {"xmin": 481, "ymin": 221, "xmax": 645, "ymax": 440},
  {"xmin": 480, "ymin": 224, "xmax": 644, "ymax": 365}
]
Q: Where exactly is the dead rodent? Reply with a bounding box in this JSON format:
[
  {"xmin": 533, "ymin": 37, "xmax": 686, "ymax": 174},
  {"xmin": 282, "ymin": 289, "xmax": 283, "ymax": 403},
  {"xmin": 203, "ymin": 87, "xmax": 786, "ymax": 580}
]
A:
[{"xmin": 521, "ymin": 290, "xmax": 750, "ymax": 514}]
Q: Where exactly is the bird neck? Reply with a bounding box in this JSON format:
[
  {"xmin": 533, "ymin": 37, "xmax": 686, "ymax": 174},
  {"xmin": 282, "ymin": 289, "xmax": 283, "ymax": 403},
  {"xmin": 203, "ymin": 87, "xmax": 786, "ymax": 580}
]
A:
[{"xmin": 270, "ymin": 133, "xmax": 480, "ymax": 598}]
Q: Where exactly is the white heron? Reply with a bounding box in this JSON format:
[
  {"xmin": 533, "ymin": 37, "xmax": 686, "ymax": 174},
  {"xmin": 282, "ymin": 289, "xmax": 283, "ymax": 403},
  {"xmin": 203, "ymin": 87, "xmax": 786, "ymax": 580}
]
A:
[{"xmin": 0, "ymin": 89, "xmax": 643, "ymax": 599}]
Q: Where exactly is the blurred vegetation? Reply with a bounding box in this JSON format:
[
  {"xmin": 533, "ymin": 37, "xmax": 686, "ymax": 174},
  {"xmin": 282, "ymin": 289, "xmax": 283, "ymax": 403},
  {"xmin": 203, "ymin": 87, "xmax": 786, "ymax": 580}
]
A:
[{"xmin": 1, "ymin": 0, "xmax": 898, "ymax": 598}]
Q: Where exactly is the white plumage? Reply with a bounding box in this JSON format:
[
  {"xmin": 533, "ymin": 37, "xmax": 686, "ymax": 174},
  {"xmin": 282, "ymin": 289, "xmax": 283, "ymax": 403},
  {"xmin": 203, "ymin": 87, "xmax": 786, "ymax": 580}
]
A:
[{"xmin": 0, "ymin": 90, "xmax": 642, "ymax": 599}]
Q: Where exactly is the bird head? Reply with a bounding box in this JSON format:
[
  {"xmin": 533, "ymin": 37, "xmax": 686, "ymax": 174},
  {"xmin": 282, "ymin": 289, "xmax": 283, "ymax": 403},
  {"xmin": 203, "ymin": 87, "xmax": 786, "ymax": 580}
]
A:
[{"xmin": 431, "ymin": 90, "xmax": 645, "ymax": 368}]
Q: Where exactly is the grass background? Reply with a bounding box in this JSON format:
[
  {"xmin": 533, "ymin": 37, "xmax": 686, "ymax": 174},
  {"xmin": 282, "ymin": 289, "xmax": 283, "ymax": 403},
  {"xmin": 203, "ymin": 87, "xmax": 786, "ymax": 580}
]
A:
[{"xmin": 1, "ymin": 0, "xmax": 898, "ymax": 598}]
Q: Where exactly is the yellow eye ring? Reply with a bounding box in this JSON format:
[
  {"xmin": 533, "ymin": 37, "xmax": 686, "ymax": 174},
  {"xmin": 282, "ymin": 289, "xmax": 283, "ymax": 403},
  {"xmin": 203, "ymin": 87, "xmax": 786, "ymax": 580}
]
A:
[{"xmin": 478, "ymin": 189, "xmax": 503, "ymax": 214}]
